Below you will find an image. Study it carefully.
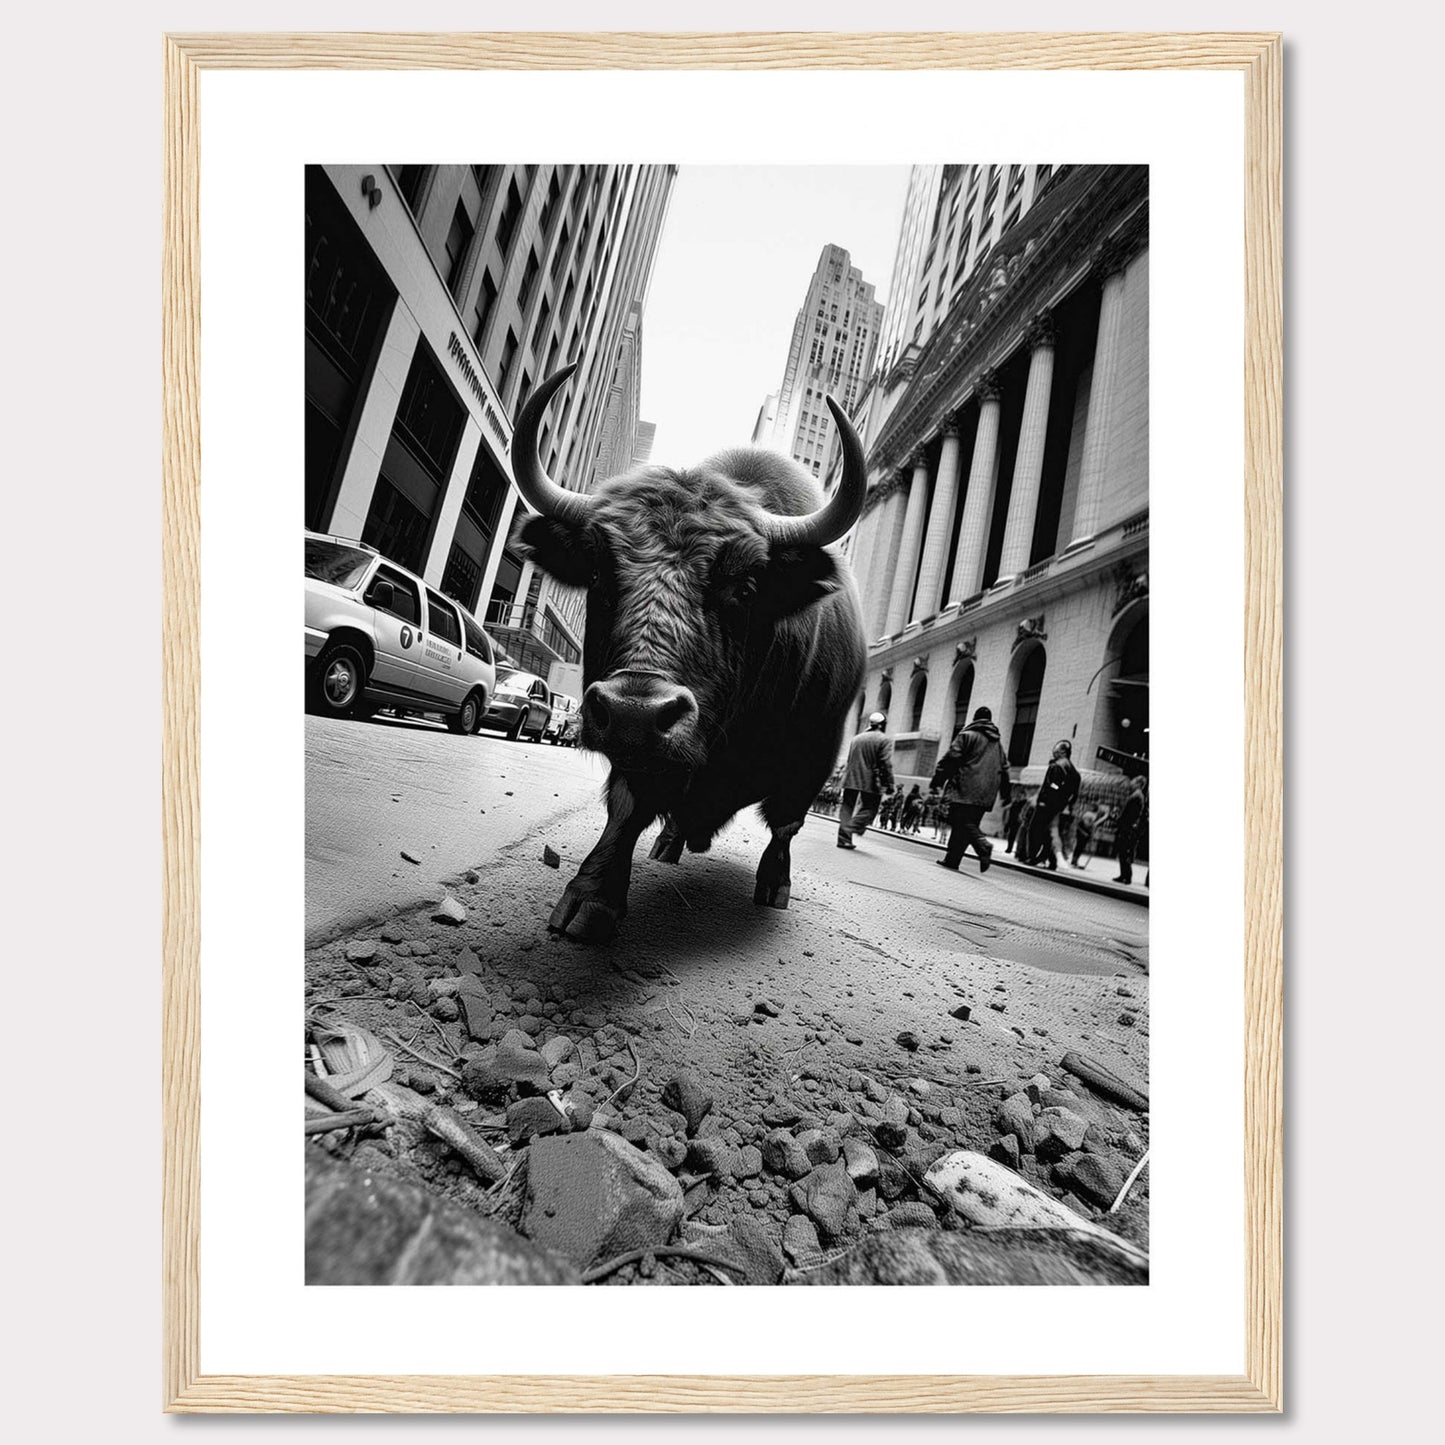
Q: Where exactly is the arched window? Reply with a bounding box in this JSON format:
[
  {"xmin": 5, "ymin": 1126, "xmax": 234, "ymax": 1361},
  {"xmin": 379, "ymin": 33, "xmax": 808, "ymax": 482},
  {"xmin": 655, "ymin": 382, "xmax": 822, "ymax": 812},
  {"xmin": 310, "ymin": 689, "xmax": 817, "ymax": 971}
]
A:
[
  {"xmin": 951, "ymin": 663, "xmax": 975, "ymax": 740},
  {"xmin": 1093, "ymin": 608, "xmax": 1149, "ymax": 761},
  {"xmin": 1007, "ymin": 646, "xmax": 1047, "ymax": 767},
  {"xmin": 908, "ymin": 675, "xmax": 927, "ymax": 731}
]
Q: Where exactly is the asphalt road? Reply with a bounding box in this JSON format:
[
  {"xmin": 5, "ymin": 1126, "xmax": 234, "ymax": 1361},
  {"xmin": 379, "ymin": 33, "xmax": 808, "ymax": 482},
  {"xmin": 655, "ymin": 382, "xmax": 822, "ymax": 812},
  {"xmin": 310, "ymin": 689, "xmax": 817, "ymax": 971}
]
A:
[
  {"xmin": 307, "ymin": 711, "xmax": 1147, "ymax": 984},
  {"xmin": 306, "ymin": 712, "xmax": 609, "ymax": 942}
]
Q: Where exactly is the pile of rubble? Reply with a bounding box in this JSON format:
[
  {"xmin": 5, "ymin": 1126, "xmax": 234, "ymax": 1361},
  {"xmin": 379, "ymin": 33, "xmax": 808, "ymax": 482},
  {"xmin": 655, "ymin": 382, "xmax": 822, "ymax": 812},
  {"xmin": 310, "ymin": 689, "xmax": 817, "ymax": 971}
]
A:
[{"xmin": 304, "ymin": 893, "xmax": 1149, "ymax": 1287}]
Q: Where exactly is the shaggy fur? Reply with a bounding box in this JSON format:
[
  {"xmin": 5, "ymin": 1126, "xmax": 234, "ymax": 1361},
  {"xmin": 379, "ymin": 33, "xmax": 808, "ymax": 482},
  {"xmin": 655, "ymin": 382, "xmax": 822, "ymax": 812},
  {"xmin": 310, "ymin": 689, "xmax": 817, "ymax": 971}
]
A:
[{"xmin": 516, "ymin": 446, "xmax": 867, "ymax": 939}]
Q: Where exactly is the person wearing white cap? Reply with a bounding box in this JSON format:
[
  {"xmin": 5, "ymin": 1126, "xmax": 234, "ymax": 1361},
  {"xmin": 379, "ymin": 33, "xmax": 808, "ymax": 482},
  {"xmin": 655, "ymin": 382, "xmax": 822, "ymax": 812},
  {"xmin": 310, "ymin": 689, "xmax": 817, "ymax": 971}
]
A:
[{"xmin": 836, "ymin": 711, "xmax": 895, "ymax": 849}]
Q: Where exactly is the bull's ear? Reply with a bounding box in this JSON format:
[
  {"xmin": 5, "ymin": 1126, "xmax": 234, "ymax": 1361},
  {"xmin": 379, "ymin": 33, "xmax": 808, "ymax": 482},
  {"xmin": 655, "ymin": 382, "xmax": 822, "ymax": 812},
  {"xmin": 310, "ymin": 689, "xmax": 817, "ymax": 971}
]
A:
[
  {"xmin": 756, "ymin": 546, "xmax": 844, "ymax": 619},
  {"xmin": 513, "ymin": 514, "xmax": 594, "ymax": 588}
]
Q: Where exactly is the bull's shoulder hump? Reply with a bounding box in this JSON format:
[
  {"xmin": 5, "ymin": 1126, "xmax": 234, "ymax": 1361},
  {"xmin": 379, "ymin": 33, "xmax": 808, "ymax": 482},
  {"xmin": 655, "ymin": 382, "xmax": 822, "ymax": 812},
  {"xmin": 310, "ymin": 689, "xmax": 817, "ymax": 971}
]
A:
[{"xmin": 700, "ymin": 447, "xmax": 825, "ymax": 518}]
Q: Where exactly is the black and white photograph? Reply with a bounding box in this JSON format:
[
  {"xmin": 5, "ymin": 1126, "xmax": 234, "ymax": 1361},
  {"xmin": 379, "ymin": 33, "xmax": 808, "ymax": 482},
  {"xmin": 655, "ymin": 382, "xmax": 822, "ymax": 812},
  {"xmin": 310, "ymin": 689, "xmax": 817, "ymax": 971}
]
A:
[{"xmin": 302, "ymin": 158, "xmax": 1151, "ymax": 1288}]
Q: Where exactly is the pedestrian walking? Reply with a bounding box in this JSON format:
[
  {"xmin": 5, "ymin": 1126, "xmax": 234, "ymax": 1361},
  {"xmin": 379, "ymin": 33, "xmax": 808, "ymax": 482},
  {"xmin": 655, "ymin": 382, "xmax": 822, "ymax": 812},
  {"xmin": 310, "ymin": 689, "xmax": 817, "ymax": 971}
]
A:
[
  {"xmin": 930, "ymin": 706, "xmax": 1012, "ymax": 873},
  {"xmin": 1070, "ymin": 804, "xmax": 1100, "ymax": 869},
  {"xmin": 1113, "ymin": 776, "xmax": 1148, "ymax": 884},
  {"xmin": 901, "ymin": 784, "xmax": 924, "ymax": 833},
  {"xmin": 836, "ymin": 712, "xmax": 895, "ymax": 849},
  {"xmin": 1025, "ymin": 740, "xmax": 1082, "ymax": 870}
]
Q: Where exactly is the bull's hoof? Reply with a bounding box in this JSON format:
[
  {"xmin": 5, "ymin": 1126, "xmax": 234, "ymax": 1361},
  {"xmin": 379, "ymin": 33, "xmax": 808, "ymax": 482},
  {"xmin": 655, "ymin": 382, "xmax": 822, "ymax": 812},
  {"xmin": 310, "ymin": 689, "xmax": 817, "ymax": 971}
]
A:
[
  {"xmin": 547, "ymin": 887, "xmax": 622, "ymax": 943},
  {"xmin": 565, "ymin": 900, "xmax": 620, "ymax": 942},
  {"xmin": 649, "ymin": 832, "xmax": 683, "ymax": 864},
  {"xmin": 753, "ymin": 881, "xmax": 791, "ymax": 910}
]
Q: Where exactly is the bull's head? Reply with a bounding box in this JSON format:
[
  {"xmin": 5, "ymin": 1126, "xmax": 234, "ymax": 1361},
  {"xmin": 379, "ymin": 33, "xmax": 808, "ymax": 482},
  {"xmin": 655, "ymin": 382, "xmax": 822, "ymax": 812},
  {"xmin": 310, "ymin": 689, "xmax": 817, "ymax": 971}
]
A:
[{"xmin": 509, "ymin": 365, "xmax": 867, "ymax": 776}]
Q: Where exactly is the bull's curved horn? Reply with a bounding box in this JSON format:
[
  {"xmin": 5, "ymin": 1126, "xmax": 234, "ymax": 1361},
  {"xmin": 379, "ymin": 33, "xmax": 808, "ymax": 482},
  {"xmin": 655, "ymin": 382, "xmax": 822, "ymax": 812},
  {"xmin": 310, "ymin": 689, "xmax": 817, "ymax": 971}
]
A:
[
  {"xmin": 759, "ymin": 396, "xmax": 868, "ymax": 548},
  {"xmin": 509, "ymin": 364, "xmax": 594, "ymax": 526}
]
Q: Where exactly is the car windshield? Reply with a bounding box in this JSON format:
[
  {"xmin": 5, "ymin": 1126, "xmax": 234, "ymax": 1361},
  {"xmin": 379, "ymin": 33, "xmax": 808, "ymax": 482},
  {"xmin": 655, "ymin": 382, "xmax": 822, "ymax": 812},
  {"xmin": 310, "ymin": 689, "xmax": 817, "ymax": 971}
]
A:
[
  {"xmin": 496, "ymin": 671, "xmax": 532, "ymax": 696},
  {"xmin": 305, "ymin": 538, "xmax": 373, "ymax": 590}
]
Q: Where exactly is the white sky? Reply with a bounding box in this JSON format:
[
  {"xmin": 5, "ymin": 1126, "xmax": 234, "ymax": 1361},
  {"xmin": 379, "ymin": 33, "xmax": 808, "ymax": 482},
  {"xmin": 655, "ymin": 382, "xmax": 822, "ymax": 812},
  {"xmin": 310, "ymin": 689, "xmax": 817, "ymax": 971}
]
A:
[{"xmin": 638, "ymin": 166, "xmax": 912, "ymax": 464}]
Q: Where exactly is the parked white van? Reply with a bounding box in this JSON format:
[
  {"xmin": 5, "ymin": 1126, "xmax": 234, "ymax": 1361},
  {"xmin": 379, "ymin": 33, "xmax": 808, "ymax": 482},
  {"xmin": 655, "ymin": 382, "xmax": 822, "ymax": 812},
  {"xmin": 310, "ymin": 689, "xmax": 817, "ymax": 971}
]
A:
[{"xmin": 304, "ymin": 533, "xmax": 497, "ymax": 734}]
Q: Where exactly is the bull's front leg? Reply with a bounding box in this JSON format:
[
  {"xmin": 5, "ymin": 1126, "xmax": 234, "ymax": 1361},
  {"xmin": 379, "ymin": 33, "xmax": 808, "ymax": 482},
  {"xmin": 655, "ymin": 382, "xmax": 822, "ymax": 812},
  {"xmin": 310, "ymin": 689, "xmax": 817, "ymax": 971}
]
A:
[
  {"xmin": 754, "ymin": 817, "xmax": 804, "ymax": 910},
  {"xmin": 549, "ymin": 773, "xmax": 656, "ymax": 942}
]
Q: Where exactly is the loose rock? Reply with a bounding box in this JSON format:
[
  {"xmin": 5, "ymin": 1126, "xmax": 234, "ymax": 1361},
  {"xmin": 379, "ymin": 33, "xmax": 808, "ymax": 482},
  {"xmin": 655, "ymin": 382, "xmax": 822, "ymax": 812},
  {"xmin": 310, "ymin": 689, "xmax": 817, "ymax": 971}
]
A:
[
  {"xmin": 521, "ymin": 1131, "xmax": 685, "ymax": 1271},
  {"xmin": 661, "ymin": 1070, "xmax": 714, "ymax": 1136}
]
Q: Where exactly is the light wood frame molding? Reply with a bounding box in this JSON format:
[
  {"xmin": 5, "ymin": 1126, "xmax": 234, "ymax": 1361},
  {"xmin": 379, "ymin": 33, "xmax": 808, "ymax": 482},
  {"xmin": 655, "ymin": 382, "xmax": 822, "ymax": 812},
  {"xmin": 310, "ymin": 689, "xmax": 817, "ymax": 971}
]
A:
[{"xmin": 162, "ymin": 29, "xmax": 1281, "ymax": 1414}]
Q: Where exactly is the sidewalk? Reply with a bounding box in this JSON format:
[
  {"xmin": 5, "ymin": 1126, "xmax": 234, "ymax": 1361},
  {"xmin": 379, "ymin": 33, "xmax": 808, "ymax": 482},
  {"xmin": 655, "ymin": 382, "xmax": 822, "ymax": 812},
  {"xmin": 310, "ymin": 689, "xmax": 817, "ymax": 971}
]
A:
[{"xmin": 808, "ymin": 811, "xmax": 1150, "ymax": 907}]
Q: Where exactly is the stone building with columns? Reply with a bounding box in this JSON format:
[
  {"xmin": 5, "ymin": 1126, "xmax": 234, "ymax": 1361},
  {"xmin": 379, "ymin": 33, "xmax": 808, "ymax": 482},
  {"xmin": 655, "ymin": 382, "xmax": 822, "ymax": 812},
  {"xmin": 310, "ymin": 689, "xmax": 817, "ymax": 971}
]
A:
[
  {"xmin": 843, "ymin": 164, "xmax": 1149, "ymax": 818},
  {"xmin": 304, "ymin": 162, "xmax": 675, "ymax": 679}
]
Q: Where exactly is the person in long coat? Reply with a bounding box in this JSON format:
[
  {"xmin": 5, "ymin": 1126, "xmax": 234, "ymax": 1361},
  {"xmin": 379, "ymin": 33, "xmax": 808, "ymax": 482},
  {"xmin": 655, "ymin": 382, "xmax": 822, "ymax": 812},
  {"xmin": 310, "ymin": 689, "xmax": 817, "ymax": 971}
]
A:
[
  {"xmin": 836, "ymin": 712, "xmax": 895, "ymax": 849},
  {"xmin": 930, "ymin": 706, "xmax": 1013, "ymax": 873}
]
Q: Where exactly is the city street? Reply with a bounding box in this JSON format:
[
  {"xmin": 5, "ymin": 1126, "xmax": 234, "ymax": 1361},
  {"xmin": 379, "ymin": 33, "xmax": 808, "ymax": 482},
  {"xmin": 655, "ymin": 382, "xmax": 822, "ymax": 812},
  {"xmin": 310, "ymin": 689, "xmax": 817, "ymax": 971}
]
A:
[{"xmin": 305, "ymin": 712, "xmax": 1151, "ymax": 1278}]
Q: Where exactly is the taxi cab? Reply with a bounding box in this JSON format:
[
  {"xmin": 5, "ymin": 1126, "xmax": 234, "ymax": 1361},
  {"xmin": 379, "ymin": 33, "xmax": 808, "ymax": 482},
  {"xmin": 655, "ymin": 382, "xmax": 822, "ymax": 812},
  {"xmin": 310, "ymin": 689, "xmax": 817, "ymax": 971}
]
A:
[{"xmin": 304, "ymin": 533, "xmax": 496, "ymax": 734}]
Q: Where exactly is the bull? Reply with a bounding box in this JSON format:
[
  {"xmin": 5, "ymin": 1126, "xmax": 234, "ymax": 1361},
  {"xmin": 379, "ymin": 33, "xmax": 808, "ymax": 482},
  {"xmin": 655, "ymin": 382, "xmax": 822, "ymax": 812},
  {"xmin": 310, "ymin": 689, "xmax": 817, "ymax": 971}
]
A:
[{"xmin": 508, "ymin": 365, "xmax": 869, "ymax": 942}]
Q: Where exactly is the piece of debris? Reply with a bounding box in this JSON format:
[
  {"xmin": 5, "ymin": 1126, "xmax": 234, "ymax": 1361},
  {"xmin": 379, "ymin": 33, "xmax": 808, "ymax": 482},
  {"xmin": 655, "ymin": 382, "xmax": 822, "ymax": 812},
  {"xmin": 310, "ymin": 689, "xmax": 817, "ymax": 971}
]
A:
[
  {"xmin": 925, "ymin": 1151, "xmax": 1149, "ymax": 1272},
  {"xmin": 431, "ymin": 896, "xmax": 467, "ymax": 926},
  {"xmin": 949, "ymin": 1004, "xmax": 972, "ymax": 1022},
  {"xmin": 1060, "ymin": 1051, "xmax": 1149, "ymax": 1111},
  {"xmin": 896, "ymin": 1030, "xmax": 921, "ymax": 1052},
  {"xmin": 542, "ymin": 845, "xmax": 561, "ymax": 869},
  {"xmin": 400, "ymin": 850, "xmax": 421, "ymax": 865},
  {"xmin": 521, "ymin": 1130, "xmax": 685, "ymax": 1271}
]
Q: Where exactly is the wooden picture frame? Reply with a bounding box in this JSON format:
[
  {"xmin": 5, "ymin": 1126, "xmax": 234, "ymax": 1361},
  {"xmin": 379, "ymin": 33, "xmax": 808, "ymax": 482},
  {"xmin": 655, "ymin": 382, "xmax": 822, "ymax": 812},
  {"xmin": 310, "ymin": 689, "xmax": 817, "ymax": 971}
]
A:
[{"xmin": 162, "ymin": 30, "xmax": 1281, "ymax": 1413}]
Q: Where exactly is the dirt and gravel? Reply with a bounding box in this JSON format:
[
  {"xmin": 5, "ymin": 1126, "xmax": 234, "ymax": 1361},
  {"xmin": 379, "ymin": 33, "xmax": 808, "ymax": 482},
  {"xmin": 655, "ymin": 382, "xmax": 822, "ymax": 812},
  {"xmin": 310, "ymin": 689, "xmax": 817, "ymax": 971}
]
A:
[{"xmin": 304, "ymin": 747, "xmax": 1150, "ymax": 1287}]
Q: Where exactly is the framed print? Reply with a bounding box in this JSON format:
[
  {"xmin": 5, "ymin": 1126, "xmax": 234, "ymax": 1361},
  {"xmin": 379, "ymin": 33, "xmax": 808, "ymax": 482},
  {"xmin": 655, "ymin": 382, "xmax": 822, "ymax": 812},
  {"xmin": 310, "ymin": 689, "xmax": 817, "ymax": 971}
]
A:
[{"xmin": 162, "ymin": 30, "xmax": 1281, "ymax": 1412}]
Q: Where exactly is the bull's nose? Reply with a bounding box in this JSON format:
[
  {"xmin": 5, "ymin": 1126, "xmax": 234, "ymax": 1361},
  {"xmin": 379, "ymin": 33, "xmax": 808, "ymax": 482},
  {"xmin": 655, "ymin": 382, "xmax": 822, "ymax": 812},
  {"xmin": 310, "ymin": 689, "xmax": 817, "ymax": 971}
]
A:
[{"xmin": 584, "ymin": 676, "xmax": 699, "ymax": 753}]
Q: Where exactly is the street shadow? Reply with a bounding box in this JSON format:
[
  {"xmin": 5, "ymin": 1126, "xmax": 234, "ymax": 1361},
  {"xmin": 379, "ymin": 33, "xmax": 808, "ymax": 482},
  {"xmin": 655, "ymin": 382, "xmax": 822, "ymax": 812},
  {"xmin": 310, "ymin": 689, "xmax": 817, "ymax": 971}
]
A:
[{"xmin": 527, "ymin": 849, "xmax": 820, "ymax": 1006}]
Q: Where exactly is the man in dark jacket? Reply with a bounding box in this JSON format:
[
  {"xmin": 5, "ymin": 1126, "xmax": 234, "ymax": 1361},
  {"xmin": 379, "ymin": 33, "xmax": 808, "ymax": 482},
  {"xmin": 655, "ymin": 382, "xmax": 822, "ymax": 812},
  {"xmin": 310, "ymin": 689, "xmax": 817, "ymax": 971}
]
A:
[
  {"xmin": 931, "ymin": 706, "xmax": 1012, "ymax": 873},
  {"xmin": 1026, "ymin": 739, "xmax": 1082, "ymax": 870},
  {"xmin": 1113, "ymin": 776, "xmax": 1148, "ymax": 883},
  {"xmin": 837, "ymin": 712, "xmax": 895, "ymax": 849}
]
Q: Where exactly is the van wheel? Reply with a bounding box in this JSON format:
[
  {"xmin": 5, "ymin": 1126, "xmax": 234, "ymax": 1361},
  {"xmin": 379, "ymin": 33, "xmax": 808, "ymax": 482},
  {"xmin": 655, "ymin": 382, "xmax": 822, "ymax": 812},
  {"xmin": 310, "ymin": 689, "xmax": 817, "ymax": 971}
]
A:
[
  {"xmin": 313, "ymin": 642, "xmax": 366, "ymax": 716},
  {"xmin": 450, "ymin": 693, "xmax": 481, "ymax": 735}
]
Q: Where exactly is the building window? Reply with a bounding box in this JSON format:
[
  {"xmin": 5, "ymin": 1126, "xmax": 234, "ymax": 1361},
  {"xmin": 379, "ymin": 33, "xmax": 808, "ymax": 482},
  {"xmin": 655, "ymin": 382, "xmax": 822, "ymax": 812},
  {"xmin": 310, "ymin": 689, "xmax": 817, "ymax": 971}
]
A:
[
  {"xmin": 561, "ymin": 275, "xmax": 576, "ymax": 319},
  {"xmin": 1007, "ymin": 647, "xmax": 1047, "ymax": 767},
  {"xmin": 1007, "ymin": 164, "xmax": 1025, "ymax": 201},
  {"xmin": 540, "ymin": 172, "xmax": 563, "ymax": 234},
  {"xmin": 498, "ymin": 329, "xmax": 519, "ymax": 398},
  {"xmin": 444, "ymin": 201, "xmax": 473, "ymax": 297},
  {"xmin": 517, "ymin": 371, "xmax": 533, "ymax": 414},
  {"xmin": 518, "ymin": 249, "xmax": 539, "ymax": 309},
  {"xmin": 395, "ymin": 346, "xmax": 465, "ymax": 481},
  {"xmin": 531, "ymin": 296, "xmax": 551, "ymax": 351},
  {"xmin": 395, "ymin": 165, "xmax": 430, "ymax": 215},
  {"xmin": 472, "ymin": 270, "xmax": 497, "ymax": 348},
  {"xmin": 550, "ymin": 221, "xmax": 570, "ymax": 279},
  {"xmin": 361, "ymin": 476, "xmax": 429, "ymax": 573},
  {"xmin": 545, "ymin": 336, "xmax": 560, "ymax": 374},
  {"xmin": 441, "ymin": 545, "xmax": 483, "ymax": 613},
  {"xmin": 495, "ymin": 178, "xmax": 523, "ymax": 257}
]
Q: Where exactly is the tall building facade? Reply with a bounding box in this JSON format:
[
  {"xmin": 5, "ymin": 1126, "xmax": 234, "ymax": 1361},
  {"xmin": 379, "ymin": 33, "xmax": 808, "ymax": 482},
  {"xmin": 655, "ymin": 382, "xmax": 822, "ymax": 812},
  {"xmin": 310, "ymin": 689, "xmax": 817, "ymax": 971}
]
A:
[
  {"xmin": 304, "ymin": 162, "xmax": 675, "ymax": 679},
  {"xmin": 756, "ymin": 245, "xmax": 884, "ymax": 479},
  {"xmin": 844, "ymin": 164, "xmax": 1149, "ymax": 819}
]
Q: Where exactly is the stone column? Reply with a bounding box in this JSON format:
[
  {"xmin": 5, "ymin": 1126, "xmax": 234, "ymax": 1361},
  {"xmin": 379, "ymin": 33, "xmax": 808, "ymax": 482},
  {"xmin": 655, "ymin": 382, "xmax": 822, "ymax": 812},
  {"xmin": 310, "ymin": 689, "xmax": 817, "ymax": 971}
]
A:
[
  {"xmin": 864, "ymin": 484, "xmax": 905, "ymax": 639},
  {"xmin": 946, "ymin": 374, "xmax": 1003, "ymax": 605},
  {"xmin": 909, "ymin": 416, "xmax": 964, "ymax": 623},
  {"xmin": 883, "ymin": 450, "xmax": 933, "ymax": 636},
  {"xmin": 1069, "ymin": 247, "xmax": 1132, "ymax": 547},
  {"xmin": 996, "ymin": 315, "xmax": 1057, "ymax": 582}
]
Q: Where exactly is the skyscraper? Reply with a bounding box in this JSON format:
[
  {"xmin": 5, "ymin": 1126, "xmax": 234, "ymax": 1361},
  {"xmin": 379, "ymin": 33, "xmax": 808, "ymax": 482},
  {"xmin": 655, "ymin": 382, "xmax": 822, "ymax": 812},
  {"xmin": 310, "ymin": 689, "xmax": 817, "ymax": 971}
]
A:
[
  {"xmin": 757, "ymin": 244, "xmax": 883, "ymax": 479},
  {"xmin": 304, "ymin": 162, "xmax": 676, "ymax": 681}
]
